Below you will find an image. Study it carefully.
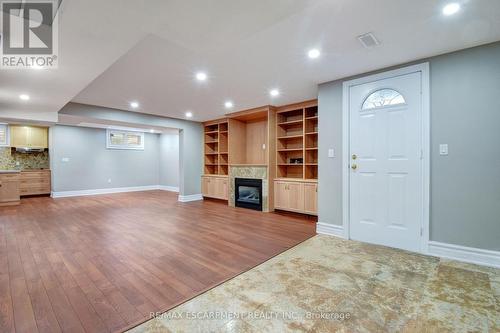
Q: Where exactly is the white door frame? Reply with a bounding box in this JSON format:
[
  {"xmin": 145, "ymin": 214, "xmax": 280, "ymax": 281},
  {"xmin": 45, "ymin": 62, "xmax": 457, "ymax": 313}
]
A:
[{"xmin": 341, "ymin": 63, "xmax": 430, "ymax": 253}]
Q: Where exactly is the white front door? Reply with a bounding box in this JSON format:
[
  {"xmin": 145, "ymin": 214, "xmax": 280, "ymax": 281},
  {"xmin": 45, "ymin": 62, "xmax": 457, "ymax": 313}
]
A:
[{"xmin": 348, "ymin": 71, "xmax": 424, "ymax": 252}]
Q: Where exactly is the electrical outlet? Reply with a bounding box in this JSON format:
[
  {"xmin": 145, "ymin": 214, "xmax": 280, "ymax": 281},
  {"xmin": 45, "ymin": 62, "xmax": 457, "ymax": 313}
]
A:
[
  {"xmin": 107, "ymin": 179, "xmax": 112, "ymax": 184},
  {"xmin": 328, "ymin": 148, "xmax": 335, "ymax": 158}
]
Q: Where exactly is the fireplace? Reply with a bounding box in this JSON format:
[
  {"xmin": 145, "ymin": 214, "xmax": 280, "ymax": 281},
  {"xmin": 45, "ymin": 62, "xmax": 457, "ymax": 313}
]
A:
[{"xmin": 235, "ymin": 178, "xmax": 263, "ymax": 211}]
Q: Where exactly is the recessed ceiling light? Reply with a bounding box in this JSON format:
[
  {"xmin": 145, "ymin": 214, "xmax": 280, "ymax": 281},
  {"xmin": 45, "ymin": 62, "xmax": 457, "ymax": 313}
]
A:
[
  {"xmin": 149, "ymin": 129, "xmax": 155, "ymax": 133},
  {"xmin": 224, "ymin": 101, "xmax": 234, "ymax": 109},
  {"xmin": 130, "ymin": 101, "xmax": 139, "ymax": 108},
  {"xmin": 269, "ymin": 89, "xmax": 280, "ymax": 97},
  {"xmin": 443, "ymin": 3, "xmax": 460, "ymax": 16},
  {"xmin": 195, "ymin": 72, "xmax": 207, "ymax": 81},
  {"xmin": 19, "ymin": 94, "xmax": 30, "ymax": 101},
  {"xmin": 308, "ymin": 49, "xmax": 321, "ymax": 59},
  {"xmin": 185, "ymin": 111, "xmax": 193, "ymax": 118}
]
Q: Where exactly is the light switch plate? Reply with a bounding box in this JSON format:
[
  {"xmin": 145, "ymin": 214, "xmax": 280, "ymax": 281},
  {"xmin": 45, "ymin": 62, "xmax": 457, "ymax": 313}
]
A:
[
  {"xmin": 61, "ymin": 157, "xmax": 70, "ymax": 162},
  {"xmin": 328, "ymin": 148, "xmax": 335, "ymax": 158},
  {"xmin": 439, "ymin": 144, "xmax": 448, "ymax": 156}
]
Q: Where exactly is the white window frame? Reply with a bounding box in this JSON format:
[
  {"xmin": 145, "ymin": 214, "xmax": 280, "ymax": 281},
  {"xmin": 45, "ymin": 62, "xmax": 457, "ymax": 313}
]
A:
[
  {"xmin": 0, "ymin": 124, "xmax": 9, "ymax": 147},
  {"xmin": 106, "ymin": 129, "xmax": 145, "ymax": 150}
]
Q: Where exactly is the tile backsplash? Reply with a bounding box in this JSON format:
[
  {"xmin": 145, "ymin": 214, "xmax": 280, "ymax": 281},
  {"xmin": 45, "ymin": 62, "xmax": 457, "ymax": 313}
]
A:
[{"xmin": 0, "ymin": 147, "xmax": 50, "ymax": 170}]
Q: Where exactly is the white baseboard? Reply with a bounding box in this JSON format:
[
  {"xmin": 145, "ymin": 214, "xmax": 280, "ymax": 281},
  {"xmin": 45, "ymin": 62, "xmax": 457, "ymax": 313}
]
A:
[
  {"xmin": 158, "ymin": 185, "xmax": 179, "ymax": 192},
  {"xmin": 178, "ymin": 194, "xmax": 203, "ymax": 202},
  {"xmin": 428, "ymin": 241, "xmax": 500, "ymax": 269},
  {"xmin": 316, "ymin": 222, "xmax": 346, "ymax": 239},
  {"xmin": 51, "ymin": 185, "xmax": 162, "ymax": 198}
]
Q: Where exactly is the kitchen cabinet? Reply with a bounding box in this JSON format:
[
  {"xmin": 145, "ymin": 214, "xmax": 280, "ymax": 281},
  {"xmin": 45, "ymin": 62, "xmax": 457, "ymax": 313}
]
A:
[
  {"xmin": 273, "ymin": 180, "xmax": 317, "ymax": 215},
  {"xmin": 202, "ymin": 176, "xmax": 228, "ymax": 200},
  {"xmin": 20, "ymin": 170, "xmax": 51, "ymax": 196},
  {"xmin": 0, "ymin": 173, "xmax": 20, "ymax": 206},
  {"xmin": 10, "ymin": 125, "xmax": 48, "ymax": 148}
]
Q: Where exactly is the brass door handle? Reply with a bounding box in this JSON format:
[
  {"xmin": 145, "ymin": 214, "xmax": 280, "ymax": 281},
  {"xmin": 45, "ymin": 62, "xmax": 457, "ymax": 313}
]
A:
[{"xmin": 351, "ymin": 164, "xmax": 357, "ymax": 170}]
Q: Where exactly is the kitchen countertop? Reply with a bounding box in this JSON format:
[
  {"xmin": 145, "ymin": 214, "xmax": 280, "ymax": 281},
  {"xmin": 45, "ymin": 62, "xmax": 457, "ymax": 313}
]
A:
[{"xmin": 0, "ymin": 170, "xmax": 21, "ymax": 174}]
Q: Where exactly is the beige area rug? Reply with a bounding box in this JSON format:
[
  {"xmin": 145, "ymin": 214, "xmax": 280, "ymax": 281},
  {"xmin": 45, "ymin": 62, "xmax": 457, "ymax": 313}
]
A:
[{"xmin": 128, "ymin": 235, "xmax": 500, "ymax": 333}]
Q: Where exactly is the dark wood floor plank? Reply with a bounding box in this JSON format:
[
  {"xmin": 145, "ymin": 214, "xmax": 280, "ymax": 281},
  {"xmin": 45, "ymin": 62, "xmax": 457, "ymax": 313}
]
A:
[
  {"xmin": 25, "ymin": 279, "xmax": 62, "ymax": 333},
  {"xmin": 63, "ymin": 286, "xmax": 108, "ymax": 333},
  {"xmin": 70, "ymin": 271, "xmax": 128, "ymax": 331},
  {"xmin": 0, "ymin": 190, "xmax": 315, "ymax": 332},
  {"xmin": 10, "ymin": 277, "xmax": 38, "ymax": 333},
  {"xmin": 45, "ymin": 287, "xmax": 86, "ymax": 333},
  {"xmin": 0, "ymin": 274, "xmax": 15, "ymax": 333}
]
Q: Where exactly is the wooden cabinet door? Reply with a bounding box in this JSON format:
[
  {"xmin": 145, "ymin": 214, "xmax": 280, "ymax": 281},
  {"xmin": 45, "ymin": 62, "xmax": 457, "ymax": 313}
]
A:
[
  {"xmin": 274, "ymin": 181, "xmax": 289, "ymax": 210},
  {"xmin": 287, "ymin": 182, "xmax": 304, "ymax": 212},
  {"xmin": 0, "ymin": 177, "xmax": 20, "ymax": 202},
  {"xmin": 10, "ymin": 126, "xmax": 30, "ymax": 147},
  {"xmin": 215, "ymin": 178, "xmax": 228, "ymax": 200},
  {"xmin": 202, "ymin": 177, "xmax": 218, "ymax": 198},
  {"xmin": 304, "ymin": 183, "xmax": 318, "ymax": 215},
  {"xmin": 202, "ymin": 177, "xmax": 211, "ymax": 196},
  {"xmin": 29, "ymin": 127, "xmax": 48, "ymax": 148}
]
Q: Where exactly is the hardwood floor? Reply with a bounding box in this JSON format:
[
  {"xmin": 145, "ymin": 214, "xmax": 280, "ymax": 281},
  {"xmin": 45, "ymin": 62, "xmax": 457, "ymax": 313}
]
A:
[{"xmin": 0, "ymin": 190, "xmax": 316, "ymax": 333}]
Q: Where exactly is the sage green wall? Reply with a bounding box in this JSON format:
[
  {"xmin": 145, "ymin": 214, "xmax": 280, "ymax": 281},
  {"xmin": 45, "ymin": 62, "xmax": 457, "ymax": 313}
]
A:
[{"xmin": 318, "ymin": 42, "xmax": 500, "ymax": 251}]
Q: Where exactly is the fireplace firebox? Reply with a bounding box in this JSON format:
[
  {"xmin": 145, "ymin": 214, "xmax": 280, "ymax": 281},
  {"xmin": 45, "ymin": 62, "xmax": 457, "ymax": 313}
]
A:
[{"xmin": 235, "ymin": 178, "xmax": 263, "ymax": 211}]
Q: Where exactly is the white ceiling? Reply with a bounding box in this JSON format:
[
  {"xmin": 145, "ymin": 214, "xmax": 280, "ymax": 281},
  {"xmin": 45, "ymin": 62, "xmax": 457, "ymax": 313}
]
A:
[{"xmin": 2, "ymin": 0, "xmax": 500, "ymax": 123}]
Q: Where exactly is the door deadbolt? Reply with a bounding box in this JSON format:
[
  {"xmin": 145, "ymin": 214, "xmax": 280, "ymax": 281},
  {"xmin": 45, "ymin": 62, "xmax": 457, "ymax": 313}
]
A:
[{"xmin": 352, "ymin": 154, "xmax": 357, "ymax": 160}]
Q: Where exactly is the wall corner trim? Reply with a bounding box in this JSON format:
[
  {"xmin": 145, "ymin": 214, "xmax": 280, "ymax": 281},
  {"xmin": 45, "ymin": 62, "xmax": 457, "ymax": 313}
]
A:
[
  {"xmin": 178, "ymin": 194, "xmax": 203, "ymax": 202},
  {"xmin": 316, "ymin": 222, "xmax": 346, "ymax": 239},
  {"xmin": 428, "ymin": 241, "xmax": 500, "ymax": 269}
]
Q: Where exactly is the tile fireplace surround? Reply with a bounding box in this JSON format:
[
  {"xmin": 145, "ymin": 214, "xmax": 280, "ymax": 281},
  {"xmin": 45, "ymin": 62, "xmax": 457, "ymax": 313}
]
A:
[{"xmin": 229, "ymin": 166, "xmax": 269, "ymax": 212}]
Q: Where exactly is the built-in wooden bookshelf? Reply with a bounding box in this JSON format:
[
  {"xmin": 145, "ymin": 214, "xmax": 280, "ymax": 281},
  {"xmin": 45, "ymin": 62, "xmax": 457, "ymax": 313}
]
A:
[
  {"xmin": 275, "ymin": 101, "xmax": 318, "ymax": 180},
  {"xmin": 204, "ymin": 120, "xmax": 229, "ymax": 175}
]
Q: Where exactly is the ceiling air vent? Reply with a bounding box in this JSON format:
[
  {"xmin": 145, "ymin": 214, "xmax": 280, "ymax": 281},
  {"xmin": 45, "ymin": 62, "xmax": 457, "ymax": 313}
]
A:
[{"xmin": 357, "ymin": 32, "xmax": 380, "ymax": 48}]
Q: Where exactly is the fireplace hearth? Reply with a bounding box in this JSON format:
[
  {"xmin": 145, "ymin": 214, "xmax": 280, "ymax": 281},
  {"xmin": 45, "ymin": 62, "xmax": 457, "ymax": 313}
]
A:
[{"xmin": 235, "ymin": 178, "xmax": 263, "ymax": 211}]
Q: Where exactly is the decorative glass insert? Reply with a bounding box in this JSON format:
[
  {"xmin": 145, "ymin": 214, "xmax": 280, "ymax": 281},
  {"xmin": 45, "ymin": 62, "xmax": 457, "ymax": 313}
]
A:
[{"xmin": 362, "ymin": 89, "xmax": 406, "ymax": 110}]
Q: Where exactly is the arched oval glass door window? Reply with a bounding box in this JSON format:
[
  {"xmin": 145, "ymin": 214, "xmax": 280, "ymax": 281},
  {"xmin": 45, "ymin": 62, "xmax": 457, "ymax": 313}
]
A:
[{"xmin": 362, "ymin": 89, "xmax": 406, "ymax": 110}]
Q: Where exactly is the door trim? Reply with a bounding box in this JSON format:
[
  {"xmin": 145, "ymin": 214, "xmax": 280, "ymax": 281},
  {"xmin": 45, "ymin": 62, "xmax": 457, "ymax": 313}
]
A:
[{"xmin": 341, "ymin": 63, "xmax": 430, "ymax": 253}]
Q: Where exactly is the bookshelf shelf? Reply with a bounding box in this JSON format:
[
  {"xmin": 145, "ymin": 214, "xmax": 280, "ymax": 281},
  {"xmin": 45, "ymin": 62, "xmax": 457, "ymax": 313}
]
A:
[
  {"xmin": 275, "ymin": 103, "xmax": 318, "ymax": 180},
  {"xmin": 203, "ymin": 121, "xmax": 229, "ymax": 175}
]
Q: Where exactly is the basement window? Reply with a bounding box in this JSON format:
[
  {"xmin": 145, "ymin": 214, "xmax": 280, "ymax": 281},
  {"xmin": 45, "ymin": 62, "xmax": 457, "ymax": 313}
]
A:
[
  {"xmin": 0, "ymin": 124, "xmax": 8, "ymax": 146},
  {"xmin": 106, "ymin": 129, "xmax": 144, "ymax": 150}
]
